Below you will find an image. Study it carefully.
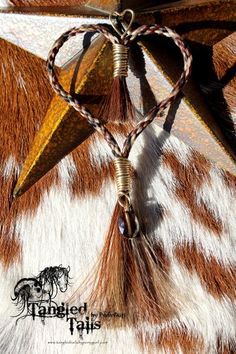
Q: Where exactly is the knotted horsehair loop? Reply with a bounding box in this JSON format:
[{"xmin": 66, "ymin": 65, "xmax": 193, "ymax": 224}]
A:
[
  {"xmin": 47, "ymin": 23, "xmax": 192, "ymax": 160},
  {"xmin": 113, "ymin": 157, "xmax": 132, "ymax": 208},
  {"xmin": 113, "ymin": 44, "xmax": 129, "ymax": 78}
]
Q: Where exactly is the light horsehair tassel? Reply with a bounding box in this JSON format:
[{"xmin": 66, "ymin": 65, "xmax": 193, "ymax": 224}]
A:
[
  {"xmin": 46, "ymin": 18, "xmax": 192, "ymax": 326},
  {"xmin": 98, "ymin": 14, "xmax": 135, "ymax": 123}
]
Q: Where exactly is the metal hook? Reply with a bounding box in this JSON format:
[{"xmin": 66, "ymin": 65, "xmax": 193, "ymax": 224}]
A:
[{"xmin": 109, "ymin": 9, "xmax": 135, "ymax": 39}]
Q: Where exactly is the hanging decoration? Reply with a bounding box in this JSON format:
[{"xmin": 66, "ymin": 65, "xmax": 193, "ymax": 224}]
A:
[{"xmin": 45, "ymin": 11, "xmax": 192, "ymax": 320}]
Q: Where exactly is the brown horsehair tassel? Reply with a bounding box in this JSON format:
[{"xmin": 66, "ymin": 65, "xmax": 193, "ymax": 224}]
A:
[
  {"xmin": 78, "ymin": 202, "xmax": 173, "ymax": 327},
  {"xmin": 74, "ymin": 158, "xmax": 173, "ymax": 327},
  {"xmin": 99, "ymin": 43, "xmax": 135, "ymax": 123}
]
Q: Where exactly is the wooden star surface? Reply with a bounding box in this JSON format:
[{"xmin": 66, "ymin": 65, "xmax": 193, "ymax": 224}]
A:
[{"xmin": 0, "ymin": 0, "xmax": 235, "ymax": 197}]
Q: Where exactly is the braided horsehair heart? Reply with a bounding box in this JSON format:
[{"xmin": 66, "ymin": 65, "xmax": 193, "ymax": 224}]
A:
[{"xmin": 47, "ymin": 23, "xmax": 192, "ymax": 240}]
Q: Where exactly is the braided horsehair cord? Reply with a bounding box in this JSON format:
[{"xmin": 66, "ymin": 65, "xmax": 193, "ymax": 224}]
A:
[{"xmin": 47, "ymin": 22, "xmax": 192, "ymax": 238}]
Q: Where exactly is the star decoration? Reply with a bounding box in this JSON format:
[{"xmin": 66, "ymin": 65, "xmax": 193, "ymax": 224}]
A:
[{"xmin": 0, "ymin": 0, "xmax": 235, "ymax": 197}]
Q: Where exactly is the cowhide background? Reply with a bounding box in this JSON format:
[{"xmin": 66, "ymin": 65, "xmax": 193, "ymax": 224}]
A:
[{"xmin": 0, "ymin": 1, "xmax": 235, "ymax": 353}]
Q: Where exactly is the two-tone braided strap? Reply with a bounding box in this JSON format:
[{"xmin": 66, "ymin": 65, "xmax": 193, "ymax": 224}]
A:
[
  {"xmin": 122, "ymin": 24, "xmax": 192, "ymax": 157},
  {"xmin": 47, "ymin": 22, "xmax": 192, "ymax": 238}
]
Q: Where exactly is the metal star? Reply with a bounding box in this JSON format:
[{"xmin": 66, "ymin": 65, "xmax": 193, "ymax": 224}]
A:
[{"xmin": 0, "ymin": 0, "xmax": 235, "ymax": 197}]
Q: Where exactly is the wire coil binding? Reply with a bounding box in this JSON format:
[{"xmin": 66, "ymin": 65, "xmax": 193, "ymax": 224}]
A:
[
  {"xmin": 114, "ymin": 157, "xmax": 131, "ymax": 208},
  {"xmin": 113, "ymin": 44, "xmax": 129, "ymax": 78}
]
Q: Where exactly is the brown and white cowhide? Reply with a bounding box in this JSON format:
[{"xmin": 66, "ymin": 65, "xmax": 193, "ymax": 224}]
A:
[{"xmin": 0, "ymin": 28, "xmax": 236, "ymax": 354}]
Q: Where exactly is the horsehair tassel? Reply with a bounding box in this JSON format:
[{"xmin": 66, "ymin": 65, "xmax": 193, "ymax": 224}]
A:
[
  {"xmin": 76, "ymin": 160, "xmax": 171, "ymax": 326},
  {"xmin": 82, "ymin": 200, "xmax": 172, "ymax": 324},
  {"xmin": 78, "ymin": 157, "xmax": 172, "ymax": 325},
  {"xmin": 46, "ymin": 19, "xmax": 192, "ymax": 330},
  {"xmin": 98, "ymin": 38, "xmax": 135, "ymax": 123}
]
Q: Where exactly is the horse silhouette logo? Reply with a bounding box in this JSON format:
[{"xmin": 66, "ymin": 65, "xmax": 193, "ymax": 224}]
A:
[{"xmin": 12, "ymin": 265, "xmax": 71, "ymax": 323}]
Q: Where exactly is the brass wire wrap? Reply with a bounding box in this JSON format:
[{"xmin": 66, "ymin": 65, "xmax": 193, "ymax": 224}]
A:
[
  {"xmin": 114, "ymin": 157, "xmax": 140, "ymax": 238},
  {"xmin": 114, "ymin": 157, "xmax": 131, "ymax": 208},
  {"xmin": 113, "ymin": 44, "xmax": 129, "ymax": 78}
]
